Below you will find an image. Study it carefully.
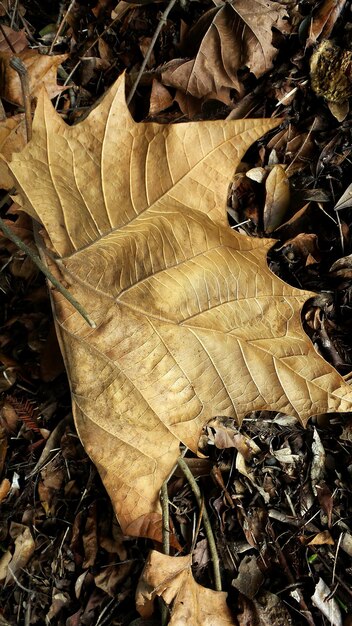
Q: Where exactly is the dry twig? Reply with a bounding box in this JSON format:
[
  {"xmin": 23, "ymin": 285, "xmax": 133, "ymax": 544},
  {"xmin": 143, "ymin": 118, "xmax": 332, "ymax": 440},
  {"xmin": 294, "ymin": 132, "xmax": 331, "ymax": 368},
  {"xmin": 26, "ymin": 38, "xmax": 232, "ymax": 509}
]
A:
[{"xmin": 177, "ymin": 457, "xmax": 222, "ymax": 591}]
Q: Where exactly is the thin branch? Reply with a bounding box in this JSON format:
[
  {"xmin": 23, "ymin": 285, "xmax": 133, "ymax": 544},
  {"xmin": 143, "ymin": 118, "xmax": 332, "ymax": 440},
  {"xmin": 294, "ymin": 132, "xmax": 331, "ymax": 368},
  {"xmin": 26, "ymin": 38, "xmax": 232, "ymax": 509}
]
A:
[
  {"xmin": 49, "ymin": 0, "xmax": 76, "ymax": 55},
  {"xmin": 191, "ymin": 495, "xmax": 204, "ymax": 553},
  {"xmin": 127, "ymin": 0, "xmax": 178, "ymax": 105},
  {"xmin": 177, "ymin": 457, "xmax": 222, "ymax": 591},
  {"xmin": 0, "ymin": 198, "xmax": 96, "ymax": 328},
  {"xmin": 9, "ymin": 56, "xmax": 32, "ymax": 141},
  {"xmin": 161, "ymin": 480, "xmax": 170, "ymax": 556},
  {"xmin": 0, "ymin": 23, "xmax": 16, "ymax": 53},
  {"xmin": 160, "ymin": 479, "xmax": 171, "ymax": 625}
]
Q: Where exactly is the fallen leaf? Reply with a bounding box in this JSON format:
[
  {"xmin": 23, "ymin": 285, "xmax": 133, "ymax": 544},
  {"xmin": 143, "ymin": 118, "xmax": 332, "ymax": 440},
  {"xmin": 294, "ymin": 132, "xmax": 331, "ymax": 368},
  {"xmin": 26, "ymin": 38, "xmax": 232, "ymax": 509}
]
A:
[
  {"xmin": 46, "ymin": 592, "xmax": 71, "ymax": 622},
  {"xmin": 263, "ymin": 164, "xmax": 290, "ymax": 233},
  {"xmin": 94, "ymin": 558, "xmax": 132, "ymax": 596},
  {"xmin": 0, "ymin": 551, "xmax": 12, "ymax": 582},
  {"xmin": 334, "ymin": 182, "xmax": 352, "ymax": 211},
  {"xmin": 162, "ymin": 0, "xmax": 287, "ymax": 98},
  {"xmin": 136, "ymin": 551, "xmax": 234, "ymax": 625},
  {"xmin": 232, "ymin": 554, "xmax": 264, "ymax": 598},
  {"xmin": 5, "ymin": 523, "xmax": 35, "ymax": 585},
  {"xmin": 0, "ymin": 49, "xmax": 67, "ymax": 106},
  {"xmin": 0, "ymin": 478, "xmax": 11, "ymax": 503},
  {"xmin": 149, "ymin": 79, "xmax": 173, "ymax": 116},
  {"xmin": 307, "ymin": 530, "xmax": 334, "ymax": 546},
  {"xmin": 0, "ymin": 425, "xmax": 8, "ymax": 475},
  {"xmin": 7, "ymin": 73, "xmax": 352, "ymax": 541},
  {"xmin": 238, "ymin": 590, "xmax": 294, "ymax": 626},
  {"xmin": 311, "ymin": 578, "xmax": 342, "ymax": 626},
  {"xmin": 307, "ymin": 0, "xmax": 347, "ymax": 47},
  {"xmin": 82, "ymin": 502, "xmax": 98, "ymax": 568},
  {"xmin": 0, "ymin": 25, "xmax": 28, "ymax": 53}
]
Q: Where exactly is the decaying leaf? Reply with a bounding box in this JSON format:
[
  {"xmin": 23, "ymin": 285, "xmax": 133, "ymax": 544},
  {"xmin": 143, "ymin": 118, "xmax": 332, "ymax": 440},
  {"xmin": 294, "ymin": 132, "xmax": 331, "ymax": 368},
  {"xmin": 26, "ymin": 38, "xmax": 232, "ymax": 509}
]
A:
[
  {"xmin": 136, "ymin": 551, "xmax": 234, "ymax": 625},
  {"xmin": 0, "ymin": 49, "xmax": 67, "ymax": 106},
  {"xmin": 0, "ymin": 25, "xmax": 28, "ymax": 53},
  {"xmin": 238, "ymin": 590, "xmax": 293, "ymax": 626},
  {"xmin": 307, "ymin": 0, "xmax": 347, "ymax": 47},
  {"xmin": 5, "ymin": 523, "xmax": 35, "ymax": 585},
  {"xmin": 311, "ymin": 578, "xmax": 343, "ymax": 626},
  {"xmin": 7, "ymin": 73, "xmax": 352, "ymax": 541},
  {"xmin": 162, "ymin": 0, "xmax": 287, "ymax": 99}
]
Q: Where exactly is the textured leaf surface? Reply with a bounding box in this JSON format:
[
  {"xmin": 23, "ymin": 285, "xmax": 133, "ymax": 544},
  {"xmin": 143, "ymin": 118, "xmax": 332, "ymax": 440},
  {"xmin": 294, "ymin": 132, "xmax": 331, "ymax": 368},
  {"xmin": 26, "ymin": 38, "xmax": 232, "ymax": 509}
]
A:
[
  {"xmin": 162, "ymin": 0, "xmax": 287, "ymax": 98},
  {"xmin": 136, "ymin": 551, "xmax": 234, "ymax": 625},
  {"xmin": 0, "ymin": 49, "xmax": 66, "ymax": 106},
  {"xmin": 8, "ymin": 74, "xmax": 352, "ymax": 539}
]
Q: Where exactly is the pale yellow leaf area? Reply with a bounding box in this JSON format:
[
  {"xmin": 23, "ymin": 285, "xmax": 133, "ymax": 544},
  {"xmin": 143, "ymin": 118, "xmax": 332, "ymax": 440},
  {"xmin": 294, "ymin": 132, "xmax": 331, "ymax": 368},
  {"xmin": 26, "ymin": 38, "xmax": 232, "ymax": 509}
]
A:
[
  {"xmin": 136, "ymin": 551, "xmax": 234, "ymax": 625},
  {"xmin": 7, "ymin": 73, "xmax": 352, "ymax": 540}
]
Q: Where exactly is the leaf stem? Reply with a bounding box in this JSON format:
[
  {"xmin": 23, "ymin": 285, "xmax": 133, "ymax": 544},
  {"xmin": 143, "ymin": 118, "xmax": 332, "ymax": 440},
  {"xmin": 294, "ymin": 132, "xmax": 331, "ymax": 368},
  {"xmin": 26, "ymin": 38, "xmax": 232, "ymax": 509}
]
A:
[
  {"xmin": 161, "ymin": 480, "xmax": 170, "ymax": 556},
  {"xmin": 9, "ymin": 56, "xmax": 32, "ymax": 142},
  {"xmin": 177, "ymin": 457, "xmax": 222, "ymax": 591},
  {"xmin": 0, "ymin": 199, "xmax": 96, "ymax": 328}
]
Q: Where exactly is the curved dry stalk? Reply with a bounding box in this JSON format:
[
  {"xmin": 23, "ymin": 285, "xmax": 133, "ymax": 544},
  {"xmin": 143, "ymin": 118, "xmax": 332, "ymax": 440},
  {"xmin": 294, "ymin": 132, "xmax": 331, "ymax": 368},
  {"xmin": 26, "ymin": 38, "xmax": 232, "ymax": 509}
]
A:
[{"xmin": 177, "ymin": 457, "xmax": 222, "ymax": 591}]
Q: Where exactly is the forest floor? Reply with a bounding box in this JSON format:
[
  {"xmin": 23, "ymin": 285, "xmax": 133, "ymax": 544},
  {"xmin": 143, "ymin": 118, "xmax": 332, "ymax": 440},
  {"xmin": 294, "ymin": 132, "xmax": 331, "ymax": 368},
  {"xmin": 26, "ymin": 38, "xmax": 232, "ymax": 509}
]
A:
[{"xmin": 1, "ymin": 0, "xmax": 352, "ymax": 624}]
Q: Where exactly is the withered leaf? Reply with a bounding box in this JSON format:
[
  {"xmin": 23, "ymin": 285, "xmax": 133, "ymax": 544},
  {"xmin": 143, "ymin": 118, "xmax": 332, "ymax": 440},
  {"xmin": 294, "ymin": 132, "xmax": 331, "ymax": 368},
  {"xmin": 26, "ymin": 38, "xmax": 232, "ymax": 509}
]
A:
[
  {"xmin": 7, "ymin": 73, "xmax": 352, "ymax": 541},
  {"xmin": 162, "ymin": 0, "xmax": 287, "ymax": 98},
  {"xmin": 0, "ymin": 49, "xmax": 66, "ymax": 106},
  {"xmin": 136, "ymin": 551, "xmax": 234, "ymax": 625}
]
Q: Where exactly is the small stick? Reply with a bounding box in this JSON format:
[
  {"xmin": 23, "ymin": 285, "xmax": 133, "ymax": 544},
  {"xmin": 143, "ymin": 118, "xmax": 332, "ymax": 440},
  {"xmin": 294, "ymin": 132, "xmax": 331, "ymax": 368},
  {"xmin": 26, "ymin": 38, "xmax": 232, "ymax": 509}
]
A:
[
  {"xmin": 0, "ymin": 23, "xmax": 16, "ymax": 54},
  {"xmin": 177, "ymin": 457, "xmax": 222, "ymax": 591},
  {"xmin": 0, "ymin": 201, "xmax": 96, "ymax": 329},
  {"xmin": 49, "ymin": 0, "xmax": 76, "ymax": 55},
  {"xmin": 161, "ymin": 480, "xmax": 170, "ymax": 556},
  {"xmin": 9, "ymin": 56, "xmax": 32, "ymax": 141},
  {"xmin": 127, "ymin": 0, "xmax": 178, "ymax": 105},
  {"xmin": 190, "ymin": 495, "xmax": 204, "ymax": 553},
  {"xmin": 10, "ymin": 0, "xmax": 19, "ymax": 30},
  {"xmin": 160, "ymin": 480, "xmax": 170, "ymax": 625}
]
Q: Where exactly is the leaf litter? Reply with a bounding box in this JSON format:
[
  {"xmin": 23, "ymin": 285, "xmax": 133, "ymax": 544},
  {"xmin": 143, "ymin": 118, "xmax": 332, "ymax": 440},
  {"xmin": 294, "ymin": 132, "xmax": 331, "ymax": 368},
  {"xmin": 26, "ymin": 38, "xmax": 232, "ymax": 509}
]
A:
[{"xmin": 0, "ymin": 0, "xmax": 352, "ymax": 624}]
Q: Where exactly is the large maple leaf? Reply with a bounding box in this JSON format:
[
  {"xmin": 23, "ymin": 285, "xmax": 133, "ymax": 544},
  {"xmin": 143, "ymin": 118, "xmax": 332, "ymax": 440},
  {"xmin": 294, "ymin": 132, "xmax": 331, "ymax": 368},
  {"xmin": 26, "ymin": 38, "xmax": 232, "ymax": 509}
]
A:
[{"xmin": 7, "ymin": 74, "xmax": 352, "ymax": 541}]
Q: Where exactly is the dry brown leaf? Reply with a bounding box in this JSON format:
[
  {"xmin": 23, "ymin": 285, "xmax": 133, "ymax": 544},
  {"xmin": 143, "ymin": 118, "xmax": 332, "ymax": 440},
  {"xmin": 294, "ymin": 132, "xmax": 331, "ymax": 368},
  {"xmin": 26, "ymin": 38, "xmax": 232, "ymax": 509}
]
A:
[
  {"xmin": 307, "ymin": 530, "xmax": 334, "ymax": 546},
  {"xmin": 0, "ymin": 49, "xmax": 67, "ymax": 106},
  {"xmin": 307, "ymin": 0, "xmax": 347, "ymax": 47},
  {"xmin": 162, "ymin": 0, "xmax": 287, "ymax": 98},
  {"xmin": 263, "ymin": 164, "xmax": 290, "ymax": 233},
  {"xmin": 238, "ymin": 591, "xmax": 294, "ymax": 626},
  {"xmin": 136, "ymin": 551, "xmax": 234, "ymax": 625},
  {"xmin": 149, "ymin": 79, "xmax": 173, "ymax": 116},
  {"xmin": 0, "ymin": 25, "xmax": 28, "ymax": 53},
  {"xmin": 0, "ymin": 478, "xmax": 10, "ymax": 503},
  {"xmin": 7, "ymin": 73, "xmax": 352, "ymax": 541},
  {"xmin": 5, "ymin": 523, "xmax": 35, "ymax": 585}
]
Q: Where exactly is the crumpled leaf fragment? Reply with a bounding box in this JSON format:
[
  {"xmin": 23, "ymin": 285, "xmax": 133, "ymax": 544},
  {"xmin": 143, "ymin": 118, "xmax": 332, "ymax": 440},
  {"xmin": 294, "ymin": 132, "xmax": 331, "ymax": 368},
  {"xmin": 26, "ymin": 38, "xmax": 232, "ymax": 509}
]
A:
[
  {"xmin": 5, "ymin": 523, "xmax": 35, "ymax": 585},
  {"xmin": 7, "ymin": 72, "xmax": 352, "ymax": 541},
  {"xmin": 311, "ymin": 578, "xmax": 342, "ymax": 626},
  {"xmin": 136, "ymin": 551, "xmax": 234, "ymax": 625},
  {"xmin": 238, "ymin": 590, "xmax": 293, "ymax": 626}
]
